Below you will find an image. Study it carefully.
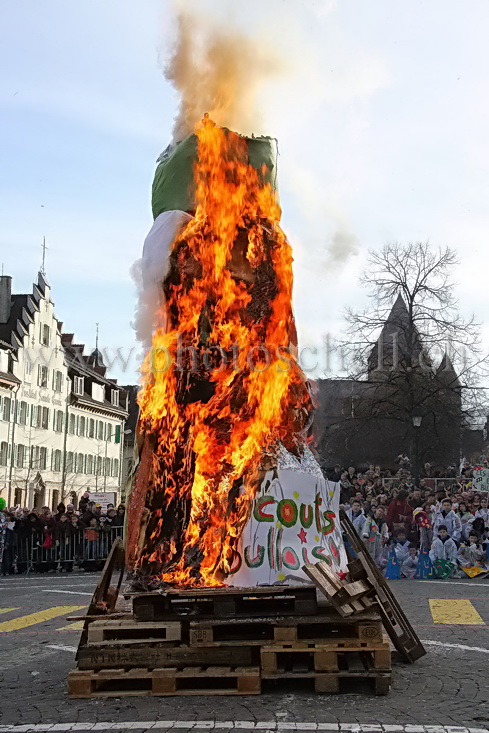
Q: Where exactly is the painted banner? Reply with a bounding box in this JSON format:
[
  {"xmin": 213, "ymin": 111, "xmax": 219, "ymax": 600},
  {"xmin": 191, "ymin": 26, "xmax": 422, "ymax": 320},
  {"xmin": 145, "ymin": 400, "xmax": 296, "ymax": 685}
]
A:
[
  {"xmin": 472, "ymin": 468, "xmax": 489, "ymax": 492},
  {"xmin": 229, "ymin": 468, "xmax": 347, "ymax": 586}
]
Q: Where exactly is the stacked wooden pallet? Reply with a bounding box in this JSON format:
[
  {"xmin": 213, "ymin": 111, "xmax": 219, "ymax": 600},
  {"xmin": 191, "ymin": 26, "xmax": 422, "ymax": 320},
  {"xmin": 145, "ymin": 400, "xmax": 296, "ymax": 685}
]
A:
[{"xmin": 68, "ymin": 586, "xmax": 392, "ymax": 697}]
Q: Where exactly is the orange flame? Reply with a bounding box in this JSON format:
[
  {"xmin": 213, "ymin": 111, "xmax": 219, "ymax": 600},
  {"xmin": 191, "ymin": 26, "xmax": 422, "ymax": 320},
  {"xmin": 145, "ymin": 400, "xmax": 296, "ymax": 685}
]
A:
[{"xmin": 134, "ymin": 117, "xmax": 310, "ymax": 586}]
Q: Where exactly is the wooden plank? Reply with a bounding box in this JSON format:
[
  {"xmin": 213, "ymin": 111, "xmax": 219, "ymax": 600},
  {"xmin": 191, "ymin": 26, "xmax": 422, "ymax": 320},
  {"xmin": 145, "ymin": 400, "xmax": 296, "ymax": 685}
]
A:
[
  {"xmin": 75, "ymin": 537, "xmax": 126, "ymax": 660},
  {"xmin": 302, "ymin": 565, "xmax": 354, "ymax": 617},
  {"xmin": 87, "ymin": 619, "xmax": 182, "ymax": 644}
]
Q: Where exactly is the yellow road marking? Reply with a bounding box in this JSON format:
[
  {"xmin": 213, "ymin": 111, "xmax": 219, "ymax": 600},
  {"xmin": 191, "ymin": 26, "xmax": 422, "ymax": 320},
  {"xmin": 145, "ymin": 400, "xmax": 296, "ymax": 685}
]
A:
[
  {"xmin": 0, "ymin": 606, "xmax": 85, "ymax": 633},
  {"xmin": 429, "ymin": 599, "xmax": 484, "ymax": 625},
  {"xmin": 0, "ymin": 608, "xmax": 19, "ymax": 615},
  {"xmin": 58, "ymin": 620, "xmax": 84, "ymax": 630}
]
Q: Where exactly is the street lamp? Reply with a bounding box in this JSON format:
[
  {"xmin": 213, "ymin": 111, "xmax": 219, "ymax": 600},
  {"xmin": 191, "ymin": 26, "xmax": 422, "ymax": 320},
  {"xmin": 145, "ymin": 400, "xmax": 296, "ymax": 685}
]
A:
[{"xmin": 411, "ymin": 408, "xmax": 423, "ymax": 479}]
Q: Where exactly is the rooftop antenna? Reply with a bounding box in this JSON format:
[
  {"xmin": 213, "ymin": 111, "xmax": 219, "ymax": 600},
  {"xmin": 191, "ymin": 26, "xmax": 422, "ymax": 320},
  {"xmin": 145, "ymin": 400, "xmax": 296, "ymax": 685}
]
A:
[{"xmin": 40, "ymin": 236, "xmax": 48, "ymax": 276}]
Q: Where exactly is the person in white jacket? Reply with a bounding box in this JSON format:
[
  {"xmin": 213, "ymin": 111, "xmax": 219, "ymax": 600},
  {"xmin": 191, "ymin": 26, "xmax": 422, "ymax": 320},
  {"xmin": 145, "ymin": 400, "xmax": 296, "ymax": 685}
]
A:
[
  {"xmin": 345, "ymin": 499, "xmax": 366, "ymax": 534},
  {"xmin": 457, "ymin": 531, "xmax": 488, "ymax": 570},
  {"xmin": 430, "ymin": 525, "xmax": 458, "ymax": 578},
  {"xmin": 432, "ymin": 499, "xmax": 462, "ymax": 543}
]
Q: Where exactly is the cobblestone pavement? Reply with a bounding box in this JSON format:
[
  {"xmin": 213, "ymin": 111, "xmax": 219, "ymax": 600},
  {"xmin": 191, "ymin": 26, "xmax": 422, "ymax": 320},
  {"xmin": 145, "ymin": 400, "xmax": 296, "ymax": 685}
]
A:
[{"xmin": 0, "ymin": 574, "xmax": 488, "ymax": 732}]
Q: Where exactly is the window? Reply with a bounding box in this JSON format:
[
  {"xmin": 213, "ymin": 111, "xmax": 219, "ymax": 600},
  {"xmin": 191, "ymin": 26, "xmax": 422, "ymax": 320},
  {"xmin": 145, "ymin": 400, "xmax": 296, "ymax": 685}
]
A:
[
  {"xmin": 112, "ymin": 458, "xmax": 119, "ymax": 477},
  {"xmin": 30, "ymin": 445, "xmax": 42, "ymax": 469},
  {"xmin": 40, "ymin": 447, "xmax": 47, "ymax": 470},
  {"xmin": 86, "ymin": 454, "xmax": 93, "ymax": 474},
  {"xmin": 92, "ymin": 383, "xmax": 104, "ymax": 402},
  {"xmin": 73, "ymin": 376, "xmax": 84, "ymax": 396},
  {"xmin": 53, "ymin": 370, "xmax": 63, "ymax": 392},
  {"xmin": 40, "ymin": 324, "xmax": 50, "ymax": 346},
  {"xmin": 40, "ymin": 406, "xmax": 49, "ymax": 430},
  {"xmin": 98, "ymin": 421, "xmax": 104, "ymax": 440},
  {"xmin": 76, "ymin": 453, "xmax": 84, "ymax": 473},
  {"xmin": 16, "ymin": 444, "xmax": 25, "ymax": 469},
  {"xmin": 0, "ymin": 442, "xmax": 8, "ymax": 466},
  {"xmin": 54, "ymin": 410, "xmax": 63, "ymax": 432},
  {"xmin": 31, "ymin": 405, "xmax": 42, "ymax": 429},
  {"xmin": 79, "ymin": 416, "xmax": 86, "ymax": 437},
  {"xmin": 68, "ymin": 414, "xmax": 75, "ymax": 435},
  {"xmin": 104, "ymin": 457, "xmax": 111, "ymax": 477},
  {"xmin": 66, "ymin": 452, "xmax": 74, "ymax": 472},
  {"xmin": 2, "ymin": 397, "xmax": 11, "ymax": 422},
  {"xmin": 52, "ymin": 449, "xmax": 62, "ymax": 472},
  {"xmin": 88, "ymin": 418, "xmax": 95, "ymax": 438},
  {"xmin": 106, "ymin": 423, "xmax": 112, "ymax": 442},
  {"xmin": 38, "ymin": 365, "xmax": 48, "ymax": 388},
  {"xmin": 24, "ymin": 357, "xmax": 32, "ymax": 383},
  {"xmin": 111, "ymin": 389, "xmax": 120, "ymax": 407},
  {"xmin": 97, "ymin": 455, "xmax": 103, "ymax": 476},
  {"xmin": 18, "ymin": 401, "xmax": 28, "ymax": 425}
]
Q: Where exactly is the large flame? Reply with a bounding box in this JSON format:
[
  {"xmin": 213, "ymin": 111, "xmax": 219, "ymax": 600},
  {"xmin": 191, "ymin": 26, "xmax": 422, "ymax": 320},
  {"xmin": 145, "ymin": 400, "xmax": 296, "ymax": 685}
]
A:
[{"xmin": 132, "ymin": 117, "xmax": 310, "ymax": 587}]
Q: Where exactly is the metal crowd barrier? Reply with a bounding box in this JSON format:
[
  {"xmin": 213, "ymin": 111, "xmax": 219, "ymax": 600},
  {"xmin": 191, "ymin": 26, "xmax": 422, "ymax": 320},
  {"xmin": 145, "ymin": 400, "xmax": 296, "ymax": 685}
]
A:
[
  {"xmin": 380, "ymin": 477, "xmax": 469, "ymax": 492},
  {"xmin": 8, "ymin": 526, "xmax": 124, "ymax": 575}
]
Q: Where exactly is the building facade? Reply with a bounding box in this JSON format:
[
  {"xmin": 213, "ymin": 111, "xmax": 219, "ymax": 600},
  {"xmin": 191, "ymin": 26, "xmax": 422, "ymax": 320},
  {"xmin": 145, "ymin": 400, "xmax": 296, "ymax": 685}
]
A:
[{"xmin": 0, "ymin": 272, "xmax": 128, "ymax": 509}]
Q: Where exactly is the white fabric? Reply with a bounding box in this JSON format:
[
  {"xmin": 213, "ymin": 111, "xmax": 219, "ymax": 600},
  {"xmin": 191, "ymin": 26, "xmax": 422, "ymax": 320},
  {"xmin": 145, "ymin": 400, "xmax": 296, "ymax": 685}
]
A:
[
  {"xmin": 229, "ymin": 468, "xmax": 347, "ymax": 586},
  {"xmin": 142, "ymin": 210, "xmax": 193, "ymax": 289}
]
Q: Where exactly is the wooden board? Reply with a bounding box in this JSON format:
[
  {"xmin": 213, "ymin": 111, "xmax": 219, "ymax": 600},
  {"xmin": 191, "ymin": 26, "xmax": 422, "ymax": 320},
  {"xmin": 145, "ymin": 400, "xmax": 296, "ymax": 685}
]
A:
[
  {"xmin": 189, "ymin": 612, "xmax": 383, "ymax": 647},
  {"xmin": 132, "ymin": 585, "xmax": 318, "ymax": 621},
  {"xmin": 75, "ymin": 537, "xmax": 126, "ymax": 660},
  {"xmin": 303, "ymin": 563, "xmax": 374, "ymax": 617},
  {"xmin": 77, "ymin": 644, "xmax": 255, "ymax": 670},
  {"xmin": 340, "ymin": 510, "xmax": 426, "ymax": 664},
  {"xmin": 68, "ymin": 665, "xmax": 261, "ymax": 697},
  {"xmin": 260, "ymin": 638, "xmax": 391, "ymax": 674},
  {"xmin": 87, "ymin": 619, "xmax": 182, "ymax": 644}
]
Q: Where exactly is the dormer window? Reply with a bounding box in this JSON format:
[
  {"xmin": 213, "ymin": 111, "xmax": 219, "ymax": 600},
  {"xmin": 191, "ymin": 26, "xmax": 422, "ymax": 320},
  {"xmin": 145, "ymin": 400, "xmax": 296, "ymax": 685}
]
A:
[
  {"xmin": 111, "ymin": 389, "xmax": 120, "ymax": 407},
  {"xmin": 92, "ymin": 383, "xmax": 105, "ymax": 402},
  {"xmin": 73, "ymin": 376, "xmax": 84, "ymax": 396}
]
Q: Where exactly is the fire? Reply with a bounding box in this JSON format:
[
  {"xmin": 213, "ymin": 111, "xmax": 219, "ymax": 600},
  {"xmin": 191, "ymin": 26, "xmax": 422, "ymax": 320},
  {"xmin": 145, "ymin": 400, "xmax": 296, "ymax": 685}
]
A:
[{"xmin": 131, "ymin": 116, "xmax": 311, "ymax": 587}]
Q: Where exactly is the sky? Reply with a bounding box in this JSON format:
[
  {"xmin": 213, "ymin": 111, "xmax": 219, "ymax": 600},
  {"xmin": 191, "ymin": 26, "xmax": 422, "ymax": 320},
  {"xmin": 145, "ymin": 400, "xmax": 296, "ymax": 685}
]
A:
[{"xmin": 1, "ymin": 0, "xmax": 489, "ymax": 384}]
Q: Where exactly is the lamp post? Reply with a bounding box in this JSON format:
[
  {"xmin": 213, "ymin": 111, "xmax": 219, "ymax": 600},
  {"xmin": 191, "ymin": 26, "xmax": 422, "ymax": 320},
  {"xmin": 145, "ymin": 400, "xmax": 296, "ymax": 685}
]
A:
[{"xmin": 411, "ymin": 408, "xmax": 423, "ymax": 481}]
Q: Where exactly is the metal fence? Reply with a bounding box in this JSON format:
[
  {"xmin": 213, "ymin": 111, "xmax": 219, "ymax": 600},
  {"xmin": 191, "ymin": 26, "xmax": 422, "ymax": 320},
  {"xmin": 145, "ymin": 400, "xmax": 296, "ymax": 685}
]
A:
[
  {"xmin": 5, "ymin": 526, "xmax": 124, "ymax": 574},
  {"xmin": 380, "ymin": 477, "xmax": 472, "ymax": 492}
]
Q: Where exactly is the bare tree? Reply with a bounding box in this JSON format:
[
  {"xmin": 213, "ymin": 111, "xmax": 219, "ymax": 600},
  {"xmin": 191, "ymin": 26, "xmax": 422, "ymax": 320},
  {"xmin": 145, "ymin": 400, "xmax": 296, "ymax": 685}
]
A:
[{"xmin": 324, "ymin": 242, "xmax": 489, "ymax": 471}]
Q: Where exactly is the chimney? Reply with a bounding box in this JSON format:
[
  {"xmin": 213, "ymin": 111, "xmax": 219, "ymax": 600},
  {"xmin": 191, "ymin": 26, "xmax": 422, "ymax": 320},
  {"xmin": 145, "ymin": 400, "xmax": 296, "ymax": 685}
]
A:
[{"xmin": 0, "ymin": 276, "xmax": 12, "ymax": 324}]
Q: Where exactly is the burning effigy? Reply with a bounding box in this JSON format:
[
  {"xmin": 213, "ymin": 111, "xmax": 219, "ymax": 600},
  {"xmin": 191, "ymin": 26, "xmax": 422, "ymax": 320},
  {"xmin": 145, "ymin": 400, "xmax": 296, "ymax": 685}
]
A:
[{"xmin": 126, "ymin": 116, "xmax": 346, "ymax": 588}]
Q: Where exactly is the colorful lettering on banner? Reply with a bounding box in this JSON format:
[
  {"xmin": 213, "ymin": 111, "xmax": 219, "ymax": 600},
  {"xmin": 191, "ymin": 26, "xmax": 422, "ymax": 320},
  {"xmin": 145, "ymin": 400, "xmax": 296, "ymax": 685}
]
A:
[{"xmin": 229, "ymin": 469, "xmax": 347, "ymax": 586}]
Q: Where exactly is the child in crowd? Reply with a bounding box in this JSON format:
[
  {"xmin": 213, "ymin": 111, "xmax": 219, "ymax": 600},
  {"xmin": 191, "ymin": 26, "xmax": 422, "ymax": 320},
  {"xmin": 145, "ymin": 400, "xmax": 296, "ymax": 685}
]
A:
[
  {"xmin": 401, "ymin": 544, "xmax": 419, "ymax": 578},
  {"xmin": 429, "ymin": 524, "xmax": 458, "ymax": 578},
  {"xmin": 362, "ymin": 506, "xmax": 389, "ymax": 568},
  {"xmin": 393, "ymin": 530, "xmax": 411, "ymax": 565},
  {"xmin": 345, "ymin": 499, "xmax": 366, "ymax": 533},
  {"xmin": 432, "ymin": 499, "xmax": 462, "ymax": 543},
  {"xmin": 457, "ymin": 531, "xmax": 488, "ymax": 576}
]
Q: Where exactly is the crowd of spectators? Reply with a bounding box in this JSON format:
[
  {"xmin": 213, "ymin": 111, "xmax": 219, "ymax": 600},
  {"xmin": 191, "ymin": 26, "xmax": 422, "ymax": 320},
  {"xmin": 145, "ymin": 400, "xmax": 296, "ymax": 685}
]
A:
[
  {"xmin": 328, "ymin": 456, "xmax": 489, "ymax": 579},
  {"xmin": 0, "ymin": 493, "xmax": 125, "ymax": 575}
]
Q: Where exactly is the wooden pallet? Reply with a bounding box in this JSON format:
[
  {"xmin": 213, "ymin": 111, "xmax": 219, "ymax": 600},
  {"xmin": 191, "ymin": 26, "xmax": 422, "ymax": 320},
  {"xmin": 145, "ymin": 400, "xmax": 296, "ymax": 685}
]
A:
[
  {"xmin": 77, "ymin": 644, "xmax": 256, "ymax": 670},
  {"xmin": 303, "ymin": 561, "xmax": 374, "ymax": 617},
  {"xmin": 189, "ymin": 611, "xmax": 383, "ymax": 647},
  {"xmin": 131, "ymin": 585, "xmax": 318, "ymax": 621},
  {"xmin": 340, "ymin": 510, "xmax": 427, "ymax": 664},
  {"xmin": 68, "ymin": 665, "xmax": 261, "ymax": 697},
  {"xmin": 87, "ymin": 618, "xmax": 182, "ymax": 645},
  {"xmin": 261, "ymin": 637, "xmax": 391, "ymax": 673}
]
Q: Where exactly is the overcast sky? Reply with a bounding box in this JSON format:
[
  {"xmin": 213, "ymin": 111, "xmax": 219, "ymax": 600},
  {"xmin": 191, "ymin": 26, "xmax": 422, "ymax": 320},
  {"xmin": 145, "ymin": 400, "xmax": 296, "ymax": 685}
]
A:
[{"xmin": 1, "ymin": 0, "xmax": 488, "ymax": 384}]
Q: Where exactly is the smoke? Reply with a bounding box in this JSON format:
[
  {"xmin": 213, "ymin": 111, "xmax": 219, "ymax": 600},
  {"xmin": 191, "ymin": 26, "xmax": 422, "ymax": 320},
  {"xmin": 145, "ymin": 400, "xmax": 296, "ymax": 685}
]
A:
[
  {"xmin": 165, "ymin": 3, "xmax": 284, "ymax": 141},
  {"xmin": 327, "ymin": 226, "xmax": 359, "ymax": 266}
]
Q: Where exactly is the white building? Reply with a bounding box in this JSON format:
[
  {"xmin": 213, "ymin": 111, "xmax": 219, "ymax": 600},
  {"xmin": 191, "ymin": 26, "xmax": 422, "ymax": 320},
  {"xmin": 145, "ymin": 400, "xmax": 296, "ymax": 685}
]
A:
[{"xmin": 0, "ymin": 272, "xmax": 128, "ymax": 510}]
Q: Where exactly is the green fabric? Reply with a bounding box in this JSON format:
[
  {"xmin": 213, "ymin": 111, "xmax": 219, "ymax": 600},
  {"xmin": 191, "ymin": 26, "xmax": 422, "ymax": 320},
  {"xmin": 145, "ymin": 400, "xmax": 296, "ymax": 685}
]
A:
[
  {"xmin": 151, "ymin": 131, "xmax": 278, "ymax": 220},
  {"xmin": 433, "ymin": 559, "xmax": 456, "ymax": 579}
]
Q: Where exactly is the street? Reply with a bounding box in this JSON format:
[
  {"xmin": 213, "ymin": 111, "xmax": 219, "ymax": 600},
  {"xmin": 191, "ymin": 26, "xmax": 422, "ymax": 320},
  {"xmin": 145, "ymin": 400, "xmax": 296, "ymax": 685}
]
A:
[{"xmin": 0, "ymin": 575, "xmax": 488, "ymax": 733}]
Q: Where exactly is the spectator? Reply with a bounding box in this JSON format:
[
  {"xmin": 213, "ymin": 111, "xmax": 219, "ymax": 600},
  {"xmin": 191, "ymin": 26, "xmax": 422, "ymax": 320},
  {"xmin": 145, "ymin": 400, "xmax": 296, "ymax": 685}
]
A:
[
  {"xmin": 401, "ymin": 544, "xmax": 419, "ymax": 578},
  {"xmin": 408, "ymin": 488, "xmax": 423, "ymax": 510},
  {"xmin": 54, "ymin": 514, "xmax": 75, "ymax": 572},
  {"xmin": 80, "ymin": 501, "xmax": 97, "ymax": 528},
  {"xmin": 429, "ymin": 524, "xmax": 458, "ymax": 578},
  {"xmin": 457, "ymin": 531, "xmax": 488, "ymax": 574},
  {"xmin": 432, "ymin": 498, "xmax": 462, "ymax": 543},
  {"xmin": 78, "ymin": 492, "xmax": 90, "ymax": 514},
  {"xmin": 386, "ymin": 489, "xmax": 413, "ymax": 536},
  {"xmin": 112, "ymin": 505, "xmax": 125, "ymax": 527},
  {"xmin": 345, "ymin": 499, "xmax": 366, "ymax": 533},
  {"xmin": 362, "ymin": 506, "xmax": 389, "ymax": 568},
  {"xmin": 54, "ymin": 503, "xmax": 66, "ymax": 522}
]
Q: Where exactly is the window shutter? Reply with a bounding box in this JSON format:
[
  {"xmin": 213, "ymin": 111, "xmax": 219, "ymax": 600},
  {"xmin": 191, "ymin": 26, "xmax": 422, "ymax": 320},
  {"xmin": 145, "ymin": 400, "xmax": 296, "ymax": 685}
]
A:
[{"xmin": 115, "ymin": 425, "xmax": 121, "ymax": 444}]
